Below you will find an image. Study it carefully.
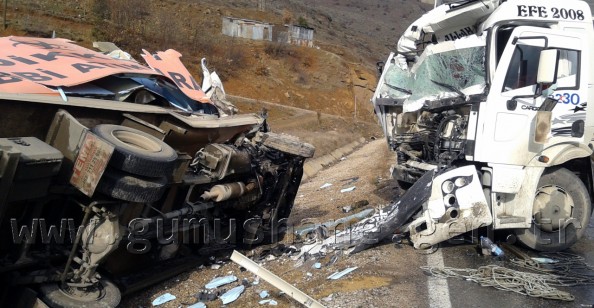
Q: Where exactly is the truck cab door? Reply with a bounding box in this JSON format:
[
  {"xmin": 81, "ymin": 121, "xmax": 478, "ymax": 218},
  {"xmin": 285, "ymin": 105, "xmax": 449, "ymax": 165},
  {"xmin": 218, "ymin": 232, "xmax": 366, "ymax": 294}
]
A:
[{"xmin": 475, "ymin": 26, "xmax": 585, "ymax": 165}]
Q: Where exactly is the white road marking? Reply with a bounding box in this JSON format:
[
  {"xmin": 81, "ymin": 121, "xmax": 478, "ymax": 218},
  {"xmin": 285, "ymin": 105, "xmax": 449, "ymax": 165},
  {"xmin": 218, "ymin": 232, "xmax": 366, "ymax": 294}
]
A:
[{"xmin": 427, "ymin": 249, "xmax": 452, "ymax": 308}]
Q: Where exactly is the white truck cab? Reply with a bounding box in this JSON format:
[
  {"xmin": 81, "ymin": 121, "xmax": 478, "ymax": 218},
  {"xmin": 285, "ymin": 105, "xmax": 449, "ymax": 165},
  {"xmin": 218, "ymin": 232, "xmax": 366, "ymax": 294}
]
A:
[{"xmin": 372, "ymin": 0, "xmax": 594, "ymax": 251}]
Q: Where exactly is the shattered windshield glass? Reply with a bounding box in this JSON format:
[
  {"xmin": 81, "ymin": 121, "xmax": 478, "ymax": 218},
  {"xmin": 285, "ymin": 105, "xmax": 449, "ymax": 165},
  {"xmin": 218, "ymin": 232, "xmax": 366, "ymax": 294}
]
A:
[
  {"xmin": 379, "ymin": 38, "xmax": 486, "ymax": 112},
  {"xmin": 378, "ymin": 62, "xmax": 413, "ymax": 100}
]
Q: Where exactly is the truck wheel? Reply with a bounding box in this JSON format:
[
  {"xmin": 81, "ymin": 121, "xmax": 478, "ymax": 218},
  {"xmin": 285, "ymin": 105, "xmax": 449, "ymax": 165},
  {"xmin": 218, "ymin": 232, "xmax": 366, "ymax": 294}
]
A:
[
  {"xmin": 97, "ymin": 168, "xmax": 168, "ymax": 203},
  {"xmin": 256, "ymin": 132, "xmax": 315, "ymax": 158},
  {"xmin": 514, "ymin": 167, "xmax": 592, "ymax": 252},
  {"xmin": 40, "ymin": 278, "xmax": 121, "ymax": 308},
  {"xmin": 92, "ymin": 124, "xmax": 177, "ymax": 178}
]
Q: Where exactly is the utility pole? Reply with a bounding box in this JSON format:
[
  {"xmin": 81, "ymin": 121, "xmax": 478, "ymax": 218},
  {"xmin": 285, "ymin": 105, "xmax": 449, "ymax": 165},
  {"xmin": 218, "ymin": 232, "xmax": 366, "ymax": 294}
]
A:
[{"xmin": 3, "ymin": 0, "xmax": 7, "ymax": 30}]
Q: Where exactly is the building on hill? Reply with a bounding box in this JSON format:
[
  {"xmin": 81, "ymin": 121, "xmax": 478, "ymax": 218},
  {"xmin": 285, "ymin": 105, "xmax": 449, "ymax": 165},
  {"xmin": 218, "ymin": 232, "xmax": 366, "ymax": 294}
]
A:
[
  {"xmin": 286, "ymin": 25, "xmax": 314, "ymax": 47},
  {"xmin": 222, "ymin": 17, "xmax": 273, "ymax": 41}
]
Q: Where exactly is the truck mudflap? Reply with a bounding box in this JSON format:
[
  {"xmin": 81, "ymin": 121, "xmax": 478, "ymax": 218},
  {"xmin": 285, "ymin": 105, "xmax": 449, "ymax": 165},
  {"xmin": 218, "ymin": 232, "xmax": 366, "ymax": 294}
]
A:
[{"xmin": 408, "ymin": 165, "xmax": 492, "ymax": 249}]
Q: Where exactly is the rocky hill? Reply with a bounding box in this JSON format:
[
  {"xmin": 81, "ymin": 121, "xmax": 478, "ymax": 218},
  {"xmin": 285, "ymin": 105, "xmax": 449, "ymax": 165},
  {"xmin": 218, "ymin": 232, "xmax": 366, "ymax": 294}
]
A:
[{"xmin": 0, "ymin": 0, "xmax": 432, "ymax": 121}]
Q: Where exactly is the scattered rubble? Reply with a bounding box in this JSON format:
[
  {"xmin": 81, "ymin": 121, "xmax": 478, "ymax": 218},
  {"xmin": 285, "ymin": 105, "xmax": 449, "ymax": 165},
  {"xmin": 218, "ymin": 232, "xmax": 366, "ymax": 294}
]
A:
[
  {"xmin": 320, "ymin": 183, "xmax": 333, "ymax": 189},
  {"xmin": 340, "ymin": 186, "xmax": 356, "ymax": 193},
  {"xmin": 205, "ymin": 275, "xmax": 238, "ymax": 289},
  {"xmin": 152, "ymin": 293, "xmax": 176, "ymax": 306},
  {"xmin": 220, "ymin": 285, "xmax": 245, "ymax": 305},
  {"xmin": 327, "ymin": 267, "xmax": 358, "ymax": 280}
]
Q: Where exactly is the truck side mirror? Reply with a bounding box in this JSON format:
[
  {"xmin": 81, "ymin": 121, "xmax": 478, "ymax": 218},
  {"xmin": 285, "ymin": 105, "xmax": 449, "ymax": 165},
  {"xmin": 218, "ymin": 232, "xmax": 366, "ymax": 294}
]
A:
[
  {"xmin": 536, "ymin": 49, "xmax": 559, "ymax": 85},
  {"xmin": 376, "ymin": 61, "xmax": 385, "ymax": 77}
]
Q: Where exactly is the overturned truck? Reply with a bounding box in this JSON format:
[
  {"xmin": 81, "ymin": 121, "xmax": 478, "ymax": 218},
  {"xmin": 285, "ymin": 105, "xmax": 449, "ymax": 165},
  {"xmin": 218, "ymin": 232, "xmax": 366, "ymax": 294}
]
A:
[
  {"xmin": 0, "ymin": 37, "xmax": 314, "ymax": 307},
  {"xmin": 365, "ymin": 0, "xmax": 594, "ymax": 252}
]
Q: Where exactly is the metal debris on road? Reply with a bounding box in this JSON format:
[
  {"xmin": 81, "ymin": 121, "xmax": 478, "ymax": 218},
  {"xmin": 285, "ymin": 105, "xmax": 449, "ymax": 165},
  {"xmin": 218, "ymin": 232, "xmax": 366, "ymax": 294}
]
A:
[
  {"xmin": 259, "ymin": 299, "xmax": 278, "ymax": 305},
  {"xmin": 230, "ymin": 251, "xmax": 325, "ymax": 308},
  {"xmin": 294, "ymin": 208, "xmax": 375, "ymax": 240},
  {"xmin": 327, "ymin": 267, "xmax": 358, "ymax": 280},
  {"xmin": 220, "ymin": 285, "xmax": 245, "ymax": 305},
  {"xmin": 152, "ymin": 293, "xmax": 176, "ymax": 306},
  {"xmin": 340, "ymin": 186, "xmax": 356, "ymax": 193},
  {"xmin": 205, "ymin": 275, "xmax": 238, "ymax": 289},
  {"xmin": 320, "ymin": 183, "xmax": 333, "ymax": 189}
]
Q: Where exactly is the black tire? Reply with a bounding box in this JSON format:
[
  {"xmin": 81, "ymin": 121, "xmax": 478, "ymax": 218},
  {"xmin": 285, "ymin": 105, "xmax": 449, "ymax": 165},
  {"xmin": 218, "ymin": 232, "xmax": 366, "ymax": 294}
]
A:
[
  {"xmin": 96, "ymin": 168, "xmax": 168, "ymax": 203},
  {"xmin": 514, "ymin": 167, "xmax": 592, "ymax": 252},
  {"xmin": 40, "ymin": 278, "xmax": 121, "ymax": 308},
  {"xmin": 256, "ymin": 132, "xmax": 315, "ymax": 158},
  {"xmin": 91, "ymin": 124, "xmax": 177, "ymax": 178}
]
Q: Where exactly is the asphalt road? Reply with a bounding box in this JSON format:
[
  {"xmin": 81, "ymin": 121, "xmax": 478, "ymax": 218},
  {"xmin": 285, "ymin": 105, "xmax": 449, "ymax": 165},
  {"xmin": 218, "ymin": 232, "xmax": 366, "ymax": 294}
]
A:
[{"xmin": 293, "ymin": 139, "xmax": 594, "ymax": 308}]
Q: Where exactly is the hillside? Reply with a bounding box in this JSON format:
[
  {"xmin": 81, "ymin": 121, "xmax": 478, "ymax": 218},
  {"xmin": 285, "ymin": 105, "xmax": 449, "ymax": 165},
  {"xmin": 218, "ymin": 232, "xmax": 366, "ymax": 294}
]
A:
[{"xmin": 0, "ymin": 0, "xmax": 433, "ymax": 122}]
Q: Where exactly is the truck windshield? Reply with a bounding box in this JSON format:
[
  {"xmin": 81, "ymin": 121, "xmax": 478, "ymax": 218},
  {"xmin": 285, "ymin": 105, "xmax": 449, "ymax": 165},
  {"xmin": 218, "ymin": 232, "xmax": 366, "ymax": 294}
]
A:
[{"xmin": 380, "ymin": 38, "xmax": 486, "ymax": 112}]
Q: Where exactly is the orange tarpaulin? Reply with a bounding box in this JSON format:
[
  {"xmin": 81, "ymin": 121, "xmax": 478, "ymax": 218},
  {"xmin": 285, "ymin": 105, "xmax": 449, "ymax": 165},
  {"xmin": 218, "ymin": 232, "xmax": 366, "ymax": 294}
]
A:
[
  {"xmin": 0, "ymin": 36, "xmax": 209, "ymax": 103},
  {"xmin": 142, "ymin": 49, "xmax": 210, "ymax": 103}
]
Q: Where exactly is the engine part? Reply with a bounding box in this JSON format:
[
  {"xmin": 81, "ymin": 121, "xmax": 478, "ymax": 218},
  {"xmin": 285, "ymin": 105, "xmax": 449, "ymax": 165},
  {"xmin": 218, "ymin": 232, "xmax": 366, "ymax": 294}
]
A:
[
  {"xmin": 201, "ymin": 182, "xmax": 247, "ymax": 202},
  {"xmin": 253, "ymin": 132, "xmax": 315, "ymax": 158},
  {"xmin": 193, "ymin": 144, "xmax": 252, "ymax": 180},
  {"xmin": 78, "ymin": 213, "xmax": 121, "ymax": 283}
]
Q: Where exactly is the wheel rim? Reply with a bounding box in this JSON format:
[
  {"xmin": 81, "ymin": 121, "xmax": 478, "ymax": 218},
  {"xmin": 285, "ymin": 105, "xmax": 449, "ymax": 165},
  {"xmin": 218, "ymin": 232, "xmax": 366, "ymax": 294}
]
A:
[
  {"xmin": 111, "ymin": 130, "xmax": 162, "ymax": 152},
  {"xmin": 533, "ymin": 185, "xmax": 574, "ymax": 232}
]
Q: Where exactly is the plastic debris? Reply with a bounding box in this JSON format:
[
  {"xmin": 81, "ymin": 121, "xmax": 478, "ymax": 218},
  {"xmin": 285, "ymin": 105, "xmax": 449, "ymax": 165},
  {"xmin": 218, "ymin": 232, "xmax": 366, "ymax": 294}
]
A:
[
  {"xmin": 205, "ymin": 275, "xmax": 237, "ymax": 289},
  {"xmin": 259, "ymin": 290, "xmax": 270, "ymax": 298},
  {"xmin": 220, "ymin": 285, "xmax": 245, "ymax": 305},
  {"xmin": 480, "ymin": 236, "xmax": 504, "ymax": 257},
  {"xmin": 210, "ymin": 264, "xmax": 221, "ymax": 270},
  {"xmin": 320, "ymin": 183, "xmax": 333, "ymax": 189},
  {"xmin": 340, "ymin": 186, "xmax": 356, "ymax": 193},
  {"xmin": 266, "ymin": 254, "xmax": 277, "ymax": 261},
  {"xmin": 327, "ymin": 267, "xmax": 358, "ymax": 280},
  {"xmin": 187, "ymin": 302, "xmax": 206, "ymax": 308},
  {"xmin": 152, "ymin": 293, "xmax": 176, "ymax": 306},
  {"xmin": 322, "ymin": 294, "xmax": 333, "ymax": 302},
  {"xmin": 532, "ymin": 257, "xmax": 558, "ymax": 264},
  {"xmin": 313, "ymin": 262, "xmax": 322, "ymax": 269},
  {"xmin": 306, "ymin": 272, "xmax": 313, "ymax": 277},
  {"xmin": 259, "ymin": 299, "xmax": 278, "ymax": 305},
  {"xmin": 253, "ymin": 277, "xmax": 260, "ymax": 285}
]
